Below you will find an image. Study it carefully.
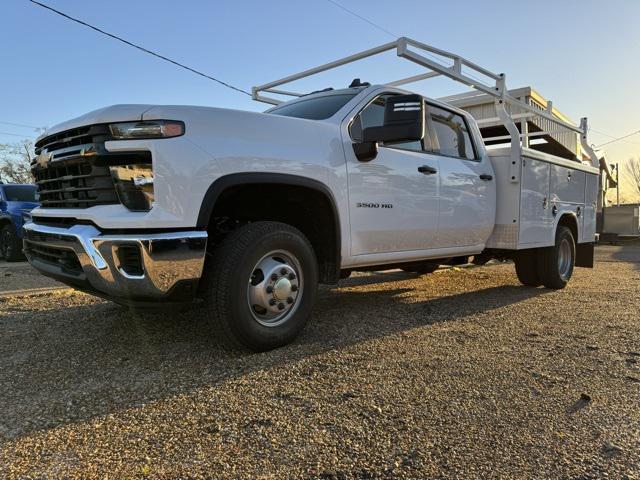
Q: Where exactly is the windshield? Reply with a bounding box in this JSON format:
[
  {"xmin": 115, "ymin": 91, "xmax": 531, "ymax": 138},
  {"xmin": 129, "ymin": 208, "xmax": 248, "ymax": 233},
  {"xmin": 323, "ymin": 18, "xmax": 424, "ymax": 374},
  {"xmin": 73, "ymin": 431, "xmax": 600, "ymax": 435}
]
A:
[
  {"xmin": 3, "ymin": 185, "xmax": 37, "ymax": 202},
  {"xmin": 269, "ymin": 93, "xmax": 357, "ymax": 120}
]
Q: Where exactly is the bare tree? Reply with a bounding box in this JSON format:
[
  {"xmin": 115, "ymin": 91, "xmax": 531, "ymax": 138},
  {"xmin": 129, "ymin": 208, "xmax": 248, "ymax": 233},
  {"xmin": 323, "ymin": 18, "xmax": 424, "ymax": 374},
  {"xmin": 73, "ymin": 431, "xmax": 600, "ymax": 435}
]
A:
[
  {"xmin": 0, "ymin": 140, "xmax": 34, "ymax": 184},
  {"xmin": 625, "ymin": 158, "xmax": 640, "ymax": 200}
]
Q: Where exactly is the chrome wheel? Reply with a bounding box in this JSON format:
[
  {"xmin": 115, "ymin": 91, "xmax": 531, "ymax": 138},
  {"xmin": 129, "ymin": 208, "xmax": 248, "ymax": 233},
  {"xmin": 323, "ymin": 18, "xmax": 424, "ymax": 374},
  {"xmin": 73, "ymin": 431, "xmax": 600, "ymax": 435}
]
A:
[
  {"xmin": 247, "ymin": 250, "xmax": 302, "ymax": 327},
  {"xmin": 557, "ymin": 237, "xmax": 573, "ymax": 280}
]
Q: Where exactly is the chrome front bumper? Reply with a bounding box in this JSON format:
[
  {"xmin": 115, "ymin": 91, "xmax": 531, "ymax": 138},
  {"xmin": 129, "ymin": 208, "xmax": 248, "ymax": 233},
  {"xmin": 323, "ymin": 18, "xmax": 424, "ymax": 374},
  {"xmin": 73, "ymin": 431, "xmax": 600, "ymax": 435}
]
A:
[{"xmin": 23, "ymin": 222, "xmax": 207, "ymax": 304}]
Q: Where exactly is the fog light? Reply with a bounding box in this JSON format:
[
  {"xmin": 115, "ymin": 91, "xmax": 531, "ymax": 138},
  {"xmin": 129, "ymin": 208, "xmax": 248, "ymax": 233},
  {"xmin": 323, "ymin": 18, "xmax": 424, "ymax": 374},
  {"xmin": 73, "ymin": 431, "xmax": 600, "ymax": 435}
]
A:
[{"xmin": 116, "ymin": 244, "xmax": 144, "ymax": 277}]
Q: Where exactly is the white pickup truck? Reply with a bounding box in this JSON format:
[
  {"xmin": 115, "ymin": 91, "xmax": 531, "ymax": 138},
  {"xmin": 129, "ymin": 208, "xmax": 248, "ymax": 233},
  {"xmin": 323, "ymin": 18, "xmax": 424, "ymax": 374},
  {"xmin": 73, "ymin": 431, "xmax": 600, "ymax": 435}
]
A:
[{"xmin": 25, "ymin": 38, "xmax": 600, "ymax": 351}]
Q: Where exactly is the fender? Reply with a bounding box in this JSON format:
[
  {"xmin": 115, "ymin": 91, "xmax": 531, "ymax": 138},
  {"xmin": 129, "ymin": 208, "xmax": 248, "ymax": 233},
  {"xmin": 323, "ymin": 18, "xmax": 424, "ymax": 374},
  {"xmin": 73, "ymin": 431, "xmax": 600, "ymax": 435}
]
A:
[
  {"xmin": 553, "ymin": 210, "xmax": 579, "ymax": 240},
  {"xmin": 196, "ymin": 172, "xmax": 342, "ymax": 275}
]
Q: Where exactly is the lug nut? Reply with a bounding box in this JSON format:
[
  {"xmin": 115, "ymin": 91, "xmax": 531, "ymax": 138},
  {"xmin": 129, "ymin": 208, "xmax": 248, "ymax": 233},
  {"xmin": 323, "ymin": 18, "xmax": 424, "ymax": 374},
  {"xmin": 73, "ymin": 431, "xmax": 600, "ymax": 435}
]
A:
[
  {"xmin": 288, "ymin": 273, "xmax": 296, "ymax": 280},
  {"xmin": 271, "ymin": 273, "xmax": 278, "ymax": 281},
  {"xmin": 291, "ymin": 285, "xmax": 298, "ymax": 292},
  {"xmin": 269, "ymin": 299, "xmax": 276, "ymax": 306},
  {"xmin": 266, "ymin": 286, "xmax": 273, "ymax": 294},
  {"xmin": 278, "ymin": 303, "xmax": 285, "ymax": 310},
  {"xmin": 287, "ymin": 297, "xmax": 294, "ymax": 304},
  {"xmin": 280, "ymin": 268, "xmax": 287, "ymax": 275}
]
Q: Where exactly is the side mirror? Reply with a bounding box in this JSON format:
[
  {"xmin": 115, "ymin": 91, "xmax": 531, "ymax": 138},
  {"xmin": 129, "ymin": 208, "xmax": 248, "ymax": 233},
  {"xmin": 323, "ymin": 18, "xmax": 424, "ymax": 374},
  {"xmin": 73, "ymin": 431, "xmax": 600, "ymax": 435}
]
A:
[
  {"xmin": 364, "ymin": 94, "xmax": 425, "ymax": 143},
  {"xmin": 353, "ymin": 94, "xmax": 425, "ymax": 162},
  {"xmin": 352, "ymin": 141, "xmax": 378, "ymax": 162}
]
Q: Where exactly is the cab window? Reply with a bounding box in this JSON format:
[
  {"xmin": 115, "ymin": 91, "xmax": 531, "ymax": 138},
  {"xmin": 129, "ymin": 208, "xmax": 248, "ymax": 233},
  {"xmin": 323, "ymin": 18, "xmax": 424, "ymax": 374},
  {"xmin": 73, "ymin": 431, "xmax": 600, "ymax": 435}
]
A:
[
  {"xmin": 350, "ymin": 94, "xmax": 428, "ymax": 153},
  {"xmin": 428, "ymin": 105, "xmax": 476, "ymax": 160},
  {"xmin": 269, "ymin": 93, "xmax": 357, "ymax": 120}
]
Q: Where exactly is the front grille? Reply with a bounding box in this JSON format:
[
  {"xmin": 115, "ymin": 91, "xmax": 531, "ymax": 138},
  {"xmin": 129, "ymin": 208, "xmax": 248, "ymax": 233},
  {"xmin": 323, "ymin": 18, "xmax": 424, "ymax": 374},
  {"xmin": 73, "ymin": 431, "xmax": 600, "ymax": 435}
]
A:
[
  {"xmin": 33, "ymin": 124, "xmax": 152, "ymax": 210},
  {"xmin": 24, "ymin": 242, "xmax": 83, "ymax": 275},
  {"xmin": 35, "ymin": 125, "xmax": 105, "ymax": 156},
  {"xmin": 33, "ymin": 158, "xmax": 119, "ymax": 208}
]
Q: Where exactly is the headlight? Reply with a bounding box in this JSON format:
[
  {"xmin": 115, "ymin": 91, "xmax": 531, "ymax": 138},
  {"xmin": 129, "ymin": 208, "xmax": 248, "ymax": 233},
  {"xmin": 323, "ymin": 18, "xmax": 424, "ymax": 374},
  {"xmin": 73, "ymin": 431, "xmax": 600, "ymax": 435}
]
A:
[
  {"xmin": 109, "ymin": 120, "xmax": 184, "ymax": 139},
  {"xmin": 109, "ymin": 164, "xmax": 154, "ymax": 211}
]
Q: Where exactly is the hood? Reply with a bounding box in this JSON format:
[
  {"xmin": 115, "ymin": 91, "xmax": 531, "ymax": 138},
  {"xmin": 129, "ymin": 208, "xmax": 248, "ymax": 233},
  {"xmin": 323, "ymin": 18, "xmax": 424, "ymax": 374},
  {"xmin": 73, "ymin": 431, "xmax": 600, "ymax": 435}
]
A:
[
  {"xmin": 37, "ymin": 104, "xmax": 157, "ymax": 141},
  {"xmin": 4, "ymin": 202, "xmax": 38, "ymax": 219},
  {"xmin": 7, "ymin": 202, "xmax": 39, "ymax": 213}
]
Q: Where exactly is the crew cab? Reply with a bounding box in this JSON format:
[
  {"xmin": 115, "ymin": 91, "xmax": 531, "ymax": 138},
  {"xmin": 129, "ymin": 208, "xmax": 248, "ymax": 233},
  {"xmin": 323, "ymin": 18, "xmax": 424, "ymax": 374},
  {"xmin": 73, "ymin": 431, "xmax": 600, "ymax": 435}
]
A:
[
  {"xmin": 24, "ymin": 38, "xmax": 600, "ymax": 351},
  {"xmin": 0, "ymin": 183, "xmax": 38, "ymax": 261}
]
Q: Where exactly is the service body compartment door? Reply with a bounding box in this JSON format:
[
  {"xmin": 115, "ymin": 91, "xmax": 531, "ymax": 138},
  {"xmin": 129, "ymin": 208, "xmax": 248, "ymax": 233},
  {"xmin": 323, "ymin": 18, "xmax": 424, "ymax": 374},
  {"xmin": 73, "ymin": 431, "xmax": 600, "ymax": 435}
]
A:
[
  {"xmin": 519, "ymin": 158, "xmax": 551, "ymax": 246},
  {"xmin": 550, "ymin": 165, "xmax": 586, "ymax": 204},
  {"xmin": 550, "ymin": 164, "xmax": 586, "ymax": 239}
]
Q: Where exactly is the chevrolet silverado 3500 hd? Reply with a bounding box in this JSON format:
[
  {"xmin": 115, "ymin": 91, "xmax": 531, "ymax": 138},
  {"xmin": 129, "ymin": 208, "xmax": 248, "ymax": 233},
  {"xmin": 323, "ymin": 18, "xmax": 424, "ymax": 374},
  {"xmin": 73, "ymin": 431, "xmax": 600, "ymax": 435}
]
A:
[{"xmin": 25, "ymin": 38, "xmax": 600, "ymax": 351}]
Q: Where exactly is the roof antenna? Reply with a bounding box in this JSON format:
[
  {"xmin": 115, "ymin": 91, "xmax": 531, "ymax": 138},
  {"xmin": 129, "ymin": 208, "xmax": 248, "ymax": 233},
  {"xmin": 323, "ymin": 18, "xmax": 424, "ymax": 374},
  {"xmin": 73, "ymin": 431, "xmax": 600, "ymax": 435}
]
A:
[{"xmin": 349, "ymin": 78, "xmax": 370, "ymax": 88}]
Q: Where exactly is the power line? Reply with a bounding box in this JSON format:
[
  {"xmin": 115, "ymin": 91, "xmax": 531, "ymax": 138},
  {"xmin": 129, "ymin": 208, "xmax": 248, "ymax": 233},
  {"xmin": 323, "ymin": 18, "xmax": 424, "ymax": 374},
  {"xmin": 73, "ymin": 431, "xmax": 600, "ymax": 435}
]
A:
[
  {"xmin": 590, "ymin": 127, "xmax": 640, "ymax": 146},
  {"xmin": 322, "ymin": 0, "xmax": 491, "ymax": 87},
  {"xmin": 0, "ymin": 120, "xmax": 40, "ymax": 130},
  {"xmin": 0, "ymin": 131, "xmax": 35, "ymax": 138},
  {"xmin": 595, "ymin": 129, "xmax": 640, "ymax": 148},
  {"xmin": 28, "ymin": 0, "xmax": 252, "ymax": 97},
  {"xmin": 323, "ymin": 0, "xmax": 399, "ymax": 38},
  {"xmin": 323, "ymin": 0, "xmax": 638, "ymax": 149}
]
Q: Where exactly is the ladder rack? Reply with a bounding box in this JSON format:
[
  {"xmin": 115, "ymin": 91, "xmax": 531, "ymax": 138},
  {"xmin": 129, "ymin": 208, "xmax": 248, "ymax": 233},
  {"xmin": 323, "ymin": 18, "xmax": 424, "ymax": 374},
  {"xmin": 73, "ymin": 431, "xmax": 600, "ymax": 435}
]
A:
[{"xmin": 252, "ymin": 37, "xmax": 600, "ymax": 171}]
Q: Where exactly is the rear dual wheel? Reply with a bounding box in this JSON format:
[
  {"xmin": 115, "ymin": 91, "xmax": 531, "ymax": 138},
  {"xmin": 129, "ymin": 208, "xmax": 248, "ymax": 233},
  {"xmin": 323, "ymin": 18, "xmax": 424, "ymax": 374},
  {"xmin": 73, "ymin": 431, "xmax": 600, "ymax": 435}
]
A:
[{"xmin": 514, "ymin": 226, "xmax": 575, "ymax": 290}]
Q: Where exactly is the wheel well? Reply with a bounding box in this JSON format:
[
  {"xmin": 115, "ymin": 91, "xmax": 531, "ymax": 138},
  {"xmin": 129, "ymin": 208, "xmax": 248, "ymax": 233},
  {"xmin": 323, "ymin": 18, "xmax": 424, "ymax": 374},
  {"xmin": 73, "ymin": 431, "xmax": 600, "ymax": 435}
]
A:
[
  {"xmin": 206, "ymin": 182, "xmax": 340, "ymax": 284},
  {"xmin": 558, "ymin": 214, "xmax": 578, "ymax": 241}
]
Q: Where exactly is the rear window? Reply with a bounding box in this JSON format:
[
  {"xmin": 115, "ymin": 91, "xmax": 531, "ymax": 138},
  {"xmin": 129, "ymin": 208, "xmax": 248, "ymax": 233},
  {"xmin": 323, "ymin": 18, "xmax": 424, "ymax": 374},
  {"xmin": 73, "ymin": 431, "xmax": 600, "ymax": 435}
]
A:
[
  {"xmin": 2, "ymin": 185, "xmax": 37, "ymax": 202},
  {"xmin": 269, "ymin": 94, "xmax": 357, "ymax": 120}
]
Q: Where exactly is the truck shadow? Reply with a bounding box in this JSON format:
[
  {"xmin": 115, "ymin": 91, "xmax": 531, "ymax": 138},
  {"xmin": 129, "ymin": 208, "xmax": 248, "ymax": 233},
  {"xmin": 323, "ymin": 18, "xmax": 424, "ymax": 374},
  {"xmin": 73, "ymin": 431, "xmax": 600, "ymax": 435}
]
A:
[
  {"xmin": 0, "ymin": 279, "xmax": 546, "ymax": 440},
  {"xmin": 605, "ymin": 243, "xmax": 640, "ymax": 271}
]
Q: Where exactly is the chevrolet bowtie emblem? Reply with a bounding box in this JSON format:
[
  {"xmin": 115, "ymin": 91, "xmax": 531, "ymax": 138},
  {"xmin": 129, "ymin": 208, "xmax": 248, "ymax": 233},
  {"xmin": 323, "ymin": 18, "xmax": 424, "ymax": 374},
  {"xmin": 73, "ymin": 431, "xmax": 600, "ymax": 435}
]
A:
[
  {"xmin": 80, "ymin": 146, "xmax": 97, "ymax": 157},
  {"xmin": 36, "ymin": 151, "xmax": 52, "ymax": 168}
]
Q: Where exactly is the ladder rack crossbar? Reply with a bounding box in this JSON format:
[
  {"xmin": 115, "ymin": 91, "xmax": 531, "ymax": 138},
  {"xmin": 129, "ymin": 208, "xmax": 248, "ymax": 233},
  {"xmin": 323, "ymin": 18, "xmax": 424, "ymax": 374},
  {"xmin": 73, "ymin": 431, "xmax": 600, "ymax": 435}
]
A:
[{"xmin": 252, "ymin": 37, "xmax": 599, "ymax": 168}]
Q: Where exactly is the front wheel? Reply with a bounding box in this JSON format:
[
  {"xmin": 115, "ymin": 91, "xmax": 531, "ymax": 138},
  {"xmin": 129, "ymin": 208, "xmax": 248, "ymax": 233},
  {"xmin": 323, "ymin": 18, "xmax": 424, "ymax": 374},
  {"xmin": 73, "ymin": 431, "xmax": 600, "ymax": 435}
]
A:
[
  {"xmin": 0, "ymin": 225, "xmax": 23, "ymax": 262},
  {"xmin": 201, "ymin": 221, "xmax": 318, "ymax": 352}
]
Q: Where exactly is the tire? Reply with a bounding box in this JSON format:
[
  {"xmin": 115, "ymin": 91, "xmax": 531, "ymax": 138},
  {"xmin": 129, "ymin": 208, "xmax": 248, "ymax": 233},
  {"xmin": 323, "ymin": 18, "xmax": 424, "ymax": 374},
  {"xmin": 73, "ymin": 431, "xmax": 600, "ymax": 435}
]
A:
[
  {"xmin": 0, "ymin": 225, "xmax": 23, "ymax": 262},
  {"xmin": 201, "ymin": 221, "xmax": 318, "ymax": 352},
  {"xmin": 339, "ymin": 269, "xmax": 352, "ymax": 279},
  {"xmin": 537, "ymin": 226, "xmax": 575, "ymax": 290},
  {"xmin": 402, "ymin": 263, "xmax": 439, "ymax": 275},
  {"xmin": 514, "ymin": 250, "xmax": 542, "ymax": 287}
]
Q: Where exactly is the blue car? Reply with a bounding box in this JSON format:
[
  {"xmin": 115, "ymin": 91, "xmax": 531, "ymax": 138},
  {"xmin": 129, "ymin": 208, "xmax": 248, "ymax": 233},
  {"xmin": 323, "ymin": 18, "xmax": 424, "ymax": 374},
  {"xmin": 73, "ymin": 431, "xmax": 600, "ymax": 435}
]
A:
[{"xmin": 0, "ymin": 183, "xmax": 39, "ymax": 261}]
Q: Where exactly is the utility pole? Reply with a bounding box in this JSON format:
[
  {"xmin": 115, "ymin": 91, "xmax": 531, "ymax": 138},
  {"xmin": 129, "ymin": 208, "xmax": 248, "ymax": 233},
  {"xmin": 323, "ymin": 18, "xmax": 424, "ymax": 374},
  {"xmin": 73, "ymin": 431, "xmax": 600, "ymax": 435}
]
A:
[{"xmin": 616, "ymin": 162, "xmax": 620, "ymax": 206}]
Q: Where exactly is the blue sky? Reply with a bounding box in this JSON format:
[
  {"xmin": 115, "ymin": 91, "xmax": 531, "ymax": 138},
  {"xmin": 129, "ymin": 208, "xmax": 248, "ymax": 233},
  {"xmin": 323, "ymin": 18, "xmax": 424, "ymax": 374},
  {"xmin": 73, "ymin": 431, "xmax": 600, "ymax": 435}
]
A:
[{"xmin": 1, "ymin": 0, "xmax": 639, "ymax": 175}]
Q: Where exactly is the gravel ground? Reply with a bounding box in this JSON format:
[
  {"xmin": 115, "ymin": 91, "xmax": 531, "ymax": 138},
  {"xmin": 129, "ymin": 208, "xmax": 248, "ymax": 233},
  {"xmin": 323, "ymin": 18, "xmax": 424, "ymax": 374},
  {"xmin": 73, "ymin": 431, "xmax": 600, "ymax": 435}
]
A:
[
  {"xmin": 0, "ymin": 261, "xmax": 63, "ymax": 293},
  {"xmin": 0, "ymin": 245, "xmax": 639, "ymax": 479}
]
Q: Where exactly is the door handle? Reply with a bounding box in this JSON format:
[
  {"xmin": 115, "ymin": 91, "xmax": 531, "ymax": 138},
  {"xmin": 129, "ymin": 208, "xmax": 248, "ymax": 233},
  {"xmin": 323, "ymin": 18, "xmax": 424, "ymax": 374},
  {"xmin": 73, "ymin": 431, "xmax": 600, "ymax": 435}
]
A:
[
  {"xmin": 417, "ymin": 165, "xmax": 437, "ymax": 175},
  {"xmin": 479, "ymin": 174, "xmax": 493, "ymax": 181}
]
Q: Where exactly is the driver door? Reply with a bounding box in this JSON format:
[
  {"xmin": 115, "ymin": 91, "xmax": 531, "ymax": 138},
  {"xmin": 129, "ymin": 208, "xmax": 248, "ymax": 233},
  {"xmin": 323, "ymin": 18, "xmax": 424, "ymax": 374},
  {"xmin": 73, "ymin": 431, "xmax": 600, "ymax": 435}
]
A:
[{"xmin": 344, "ymin": 93, "xmax": 440, "ymax": 256}]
